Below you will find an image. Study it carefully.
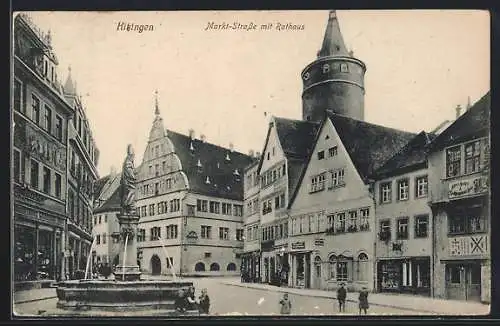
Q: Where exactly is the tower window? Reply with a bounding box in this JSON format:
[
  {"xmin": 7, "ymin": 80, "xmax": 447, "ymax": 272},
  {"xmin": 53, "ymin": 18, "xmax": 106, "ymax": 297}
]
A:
[
  {"xmin": 340, "ymin": 63, "xmax": 349, "ymax": 73},
  {"xmin": 322, "ymin": 64, "xmax": 330, "ymax": 73},
  {"xmin": 303, "ymin": 72, "xmax": 310, "ymax": 80}
]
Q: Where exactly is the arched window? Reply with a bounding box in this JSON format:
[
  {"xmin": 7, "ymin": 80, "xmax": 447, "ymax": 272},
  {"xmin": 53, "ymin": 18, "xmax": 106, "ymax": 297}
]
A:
[
  {"xmin": 340, "ymin": 63, "xmax": 349, "ymax": 73},
  {"xmin": 195, "ymin": 262, "xmax": 205, "ymax": 272},
  {"xmin": 336, "ymin": 255, "xmax": 352, "ymax": 282},
  {"xmin": 322, "ymin": 64, "xmax": 330, "ymax": 73},
  {"xmin": 328, "ymin": 255, "xmax": 336, "ymax": 279},
  {"xmin": 227, "ymin": 263, "xmax": 237, "ymax": 271},
  {"xmin": 357, "ymin": 253, "xmax": 369, "ymax": 282},
  {"xmin": 210, "ymin": 262, "xmax": 220, "ymax": 271}
]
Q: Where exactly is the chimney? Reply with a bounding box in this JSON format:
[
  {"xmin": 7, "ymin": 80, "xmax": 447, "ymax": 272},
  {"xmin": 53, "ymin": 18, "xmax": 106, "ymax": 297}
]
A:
[
  {"xmin": 466, "ymin": 96, "xmax": 472, "ymax": 111},
  {"xmin": 200, "ymin": 134, "xmax": 206, "ymax": 143},
  {"xmin": 229, "ymin": 143, "xmax": 234, "ymax": 152},
  {"xmin": 248, "ymin": 149, "xmax": 255, "ymax": 157},
  {"xmin": 188, "ymin": 129, "xmax": 195, "ymax": 140},
  {"xmin": 455, "ymin": 105, "xmax": 462, "ymax": 120}
]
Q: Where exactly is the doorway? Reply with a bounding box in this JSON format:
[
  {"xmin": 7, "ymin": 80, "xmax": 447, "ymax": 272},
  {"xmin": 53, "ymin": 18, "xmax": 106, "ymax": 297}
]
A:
[
  {"xmin": 446, "ymin": 262, "xmax": 481, "ymax": 301},
  {"xmin": 151, "ymin": 255, "xmax": 162, "ymax": 275},
  {"xmin": 313, "ymin": 256, "xmax": 322, "ymax": 289},
  {"xmin": 269, "ymin": 257, "xmax": 276, "ymax": 284}
]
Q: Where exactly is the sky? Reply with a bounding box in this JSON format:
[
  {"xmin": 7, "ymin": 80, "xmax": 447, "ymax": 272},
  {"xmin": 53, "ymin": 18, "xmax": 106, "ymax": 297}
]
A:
[{"xmin": 19, "ymin": 10, "xmax": 490, "ymax": 177}]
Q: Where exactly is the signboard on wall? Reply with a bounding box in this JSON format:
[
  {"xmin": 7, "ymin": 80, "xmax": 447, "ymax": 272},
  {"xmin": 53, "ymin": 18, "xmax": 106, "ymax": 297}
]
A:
[
  {"xmin": 314, "ymin": 239, "xmax": 324, "ymax": 246},
  {"xmin": 291, "ymin": 241, "xmax": 305, "ymax": 250},
  {"xmin": 448, "ymin": 176, "xmax": 488, "ymax": 200},
  {"xmin": 449, "ymin": 235, "xmax": 489, "ymax": 256}
]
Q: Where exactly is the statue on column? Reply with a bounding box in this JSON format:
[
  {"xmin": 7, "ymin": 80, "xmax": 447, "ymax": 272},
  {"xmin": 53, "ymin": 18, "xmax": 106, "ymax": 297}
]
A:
[{"xmin": 120, "ymin": 144, "xmax": 137, "ymax": 216}]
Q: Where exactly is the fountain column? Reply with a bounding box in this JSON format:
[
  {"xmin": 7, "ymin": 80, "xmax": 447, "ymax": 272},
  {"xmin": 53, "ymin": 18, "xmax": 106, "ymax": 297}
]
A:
[{"xmin": 113, "ymin": 213, "xmax": 141, "ymax": 281}]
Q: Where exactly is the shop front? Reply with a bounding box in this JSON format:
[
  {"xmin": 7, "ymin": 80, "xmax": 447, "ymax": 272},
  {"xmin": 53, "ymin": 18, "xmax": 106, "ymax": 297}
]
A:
[
  {"xmin": 14, "ymin": 204, "xmax": 64, "ymax": 283},
  {"xmin": 275, "ymin": 244, "xmax": 289, "ymax": 286},
  {"xmin": 377, "ymin": 257, "xmax": 431, "ymax": 296},
  {"xmin": 289, "ymin": 241, "xmax": 312, "ymax": 289},
  {"xmin": 444, "ymin": 260, "xmax": 483, "ymax": 302},
  {"xmin": 241, "ymin": 250, "xmax": 261, "ymax": 283}
]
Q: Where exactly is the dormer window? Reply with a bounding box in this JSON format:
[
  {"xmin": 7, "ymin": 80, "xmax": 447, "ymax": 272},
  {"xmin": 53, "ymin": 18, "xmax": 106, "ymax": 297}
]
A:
[
  {"xmin": 217, "ymin": 162, "xmax": 220, "ymax": 169},
  {"xmin": 205, "ymin": 176, "xmax": 211, "ymax": 184},
  {"xmin": 233, "ymin": 169, "xmax": 240, "ymax": 176},
  {"xmin": 322, "ymin": 64, "xmax": 330, "ymax": 73},
  {"xmin": 197, "ymin": 159, "xmax": 202, "ymax": 168},
  {"xmin": 225, "ymin": 153, "xmax": 231, "ymax": 161},
  {"xmin": 189, "ymin": 141, "xmax": 195, "ymax": 152},
  {"xmin": 303, "ymin": 72, "xmax": 310, "ymax": 81}
]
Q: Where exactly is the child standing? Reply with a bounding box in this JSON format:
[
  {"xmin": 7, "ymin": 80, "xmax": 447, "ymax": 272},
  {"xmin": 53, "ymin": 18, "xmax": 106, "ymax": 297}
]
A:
[
  {"xmin": 198, "ymin": 288, "xmax": 210, "ymax": 315},
  {"xmin": 279, "ymin": 293, "xmax": 292, "ymax": 315},
  {"xmin": 358, "ymin": 287, "xmax": 369, "ymax": 315}
]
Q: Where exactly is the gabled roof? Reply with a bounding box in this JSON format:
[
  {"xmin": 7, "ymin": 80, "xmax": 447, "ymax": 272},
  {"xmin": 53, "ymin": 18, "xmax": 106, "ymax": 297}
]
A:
[
  {"xmin": 94, "ymin": 185, "xmax": 121, "ymax": 214},
  {"xmin": 167, "ymin": 130, "xmax": 254, "ymax": 201},
  {"xmin": 287, "ymin": 111, "xmax": 415, "ymax": 208},
  {"xmin": 372, "ymin": 131, "xmax": 437, "ymax": 180},
  {"xmin": 429, "ymin": 91, "xmax": 490, "ymax": 151},
  {"xmin": 327, "ymin": 111, "xmax": 416, "ymax": 181},
  {"xmin": 93, "ymin": 175, "xmax": 111, "ymax": 199},
  {"xmin": 256, "ymin": 117, "xmax": 320, "ymax": 199}
]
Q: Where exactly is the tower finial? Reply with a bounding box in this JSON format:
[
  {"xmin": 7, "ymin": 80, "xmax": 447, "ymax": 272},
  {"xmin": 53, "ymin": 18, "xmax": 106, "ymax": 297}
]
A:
[
  {"xmin": 154, "ymin": 89, "xmax": 160, "ymax": 116},
  {"xmin": 317, "ymin": 10, "xmax": 349, "ymax": 58}
]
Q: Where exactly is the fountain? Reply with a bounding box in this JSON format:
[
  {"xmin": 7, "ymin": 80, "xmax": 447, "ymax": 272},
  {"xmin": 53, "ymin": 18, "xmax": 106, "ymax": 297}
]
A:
[{"xmin": 54, "ymin": 145, "xmax": 198, "ymax": 316}]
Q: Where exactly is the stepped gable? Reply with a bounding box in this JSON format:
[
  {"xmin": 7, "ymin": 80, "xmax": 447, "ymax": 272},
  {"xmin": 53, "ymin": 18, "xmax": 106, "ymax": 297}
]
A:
[
  {"xmin": 167, "ymin": 130, "xmax": 254, "ymax": 201},
  {"xmin": 372, "ymin": 131, "xmax": 437, "ymax": 179},
  {"xmin": 429, "ymin": 91, "xmax": 491, "ymax": 151}
]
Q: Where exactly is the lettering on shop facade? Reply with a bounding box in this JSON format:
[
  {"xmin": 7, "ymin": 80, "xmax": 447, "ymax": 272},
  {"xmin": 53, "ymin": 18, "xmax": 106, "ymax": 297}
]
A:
[
  {"xmin": 291, "ymin": 241, "xmax": 305, "ymax": 250},
  {"xmin": 448, "ymin": 176, "xmax": 488, "ymax": 200},
  {"xmin": 449, "ymin": 235, "xmax": 489, "ymax": 257}
]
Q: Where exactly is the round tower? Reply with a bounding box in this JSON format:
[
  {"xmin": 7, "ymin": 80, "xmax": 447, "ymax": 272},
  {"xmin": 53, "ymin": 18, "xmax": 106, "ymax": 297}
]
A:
[{"xmin": 301, "ymin": 10, "xmax": 366, "ymax": 122}]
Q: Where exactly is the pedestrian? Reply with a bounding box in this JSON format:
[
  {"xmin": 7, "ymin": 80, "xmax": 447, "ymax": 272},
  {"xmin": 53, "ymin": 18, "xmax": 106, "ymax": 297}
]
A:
[
  {"xmin": 185, "ymin": 286, "xmax": 197, "ymax": 310},
  {"xmin": 337, "ymin": 283, "xmax": 347, "ymax": 313},
  {"xmin": 279, "ymin": 293, "xmax": 292, "ymax": 315},
  {"xmin": 175, "ymin": 289, "xmax": 187, "ymax": 313},
  {"xmin": 198, "ymin": 288, "xmax": 210, "ymax": 315},
  {"xmin": 358, "ymin": 286, "xmax": 369, "ymax": 315}
]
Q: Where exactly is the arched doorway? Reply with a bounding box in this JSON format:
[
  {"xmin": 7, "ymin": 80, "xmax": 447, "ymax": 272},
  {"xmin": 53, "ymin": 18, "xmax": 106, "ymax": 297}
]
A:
[
  {"xmin": 227, "ymin": 263, "xmax": 237, "ymax": 271},
  {"xmin": 313, "ymin": 256, "xmax": 322, "ymax": 289},
  {"xmin": 151, "ymin": 255, "xmax": 161, "ymax": 275},
  {"xmin": 195, "ymin": 262, "xmax": 205, "ymax": 272},
  {"xmin": 210, "ymin": 262, "xmax": 220, "ymax": 271}
]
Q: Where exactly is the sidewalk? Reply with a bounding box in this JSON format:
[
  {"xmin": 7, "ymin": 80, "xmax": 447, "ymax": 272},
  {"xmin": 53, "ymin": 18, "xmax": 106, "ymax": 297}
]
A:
[
  {"xmin": 14, "ymin": 288, "xmax": 58, "ymax": 304},
  {"xmin": 220, "ymin": 279, "xmax": 490, "ymax": 315}
]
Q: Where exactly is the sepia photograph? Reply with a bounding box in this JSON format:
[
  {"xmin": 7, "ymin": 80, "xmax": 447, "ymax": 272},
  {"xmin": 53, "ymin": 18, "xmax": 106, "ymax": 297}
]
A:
[{"xmin": 10, "ymin": 9, "xmax": 490, "ymax": 317}]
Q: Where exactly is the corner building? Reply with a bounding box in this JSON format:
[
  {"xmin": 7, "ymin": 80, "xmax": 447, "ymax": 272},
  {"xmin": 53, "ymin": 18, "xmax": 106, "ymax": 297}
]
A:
[
  {"xmin": 428, "ymin": 93, "xmax": 490, "ymax": 303},
  {"xmin": 134, "ymin": 99, "xmax": 254, "ymax": 277}
]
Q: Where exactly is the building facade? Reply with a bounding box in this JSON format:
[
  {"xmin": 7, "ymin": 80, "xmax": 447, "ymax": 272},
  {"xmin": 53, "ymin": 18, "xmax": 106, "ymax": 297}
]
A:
[
  {"xmin": 372, "ymin": 132, "xmax": 436, "ymax": 296},
  {"xmin": 133, "ymin": 98, "xmax": 253, "ymax": 277},
  {"xmin": 241, "ymin": 158, "xmax": 261, "ymax": 282},
  {"xmin": 428, "ymin": 93, "xmax": 490, "ymax": 303},
  {"xmin": 12, "ymin": 13, "xmax": 99, "ymax": 284}
]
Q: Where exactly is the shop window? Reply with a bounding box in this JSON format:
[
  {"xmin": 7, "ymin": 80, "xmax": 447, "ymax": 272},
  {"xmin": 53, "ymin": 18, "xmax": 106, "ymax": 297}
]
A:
[
  {"xmin": 397, "ymin": 217, "xmax": 409, "ymax": 239},
  {"xmin": 448, "ymin": 265, "xmax": 461, "ymax": 284},
  {"xmin": 415, "ymin": 215, "xmax": 428, "ymax": 238},
  {"xmin": 397, "ymin": 179, "xmax": 409, "ymax": 201},
  {"xmin": 380, "ymin": 182, "xmax": 392, "ymax": 203}
]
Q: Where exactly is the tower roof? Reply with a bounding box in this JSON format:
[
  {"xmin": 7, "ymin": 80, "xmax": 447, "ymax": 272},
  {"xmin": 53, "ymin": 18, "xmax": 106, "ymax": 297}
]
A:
[
  {"xmin": 154, "ymin": 89, "xmax": 160, "ymax": 116},
  {"xmin": 63, "ymin": 66, "xmax": 77, "ymax": 95},
  {"xmin": 317, "ymin": 10, "xmax": 349, "ymax": 58}
]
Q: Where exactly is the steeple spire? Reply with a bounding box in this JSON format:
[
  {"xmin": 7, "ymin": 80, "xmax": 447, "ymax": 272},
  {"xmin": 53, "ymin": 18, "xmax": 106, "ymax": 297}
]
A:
[
  {"xmin": 63, "ymin": 65, "xmax": 77, "ymax": 95},
  {"xmin": 154, "ymin": 89, "xmax": 160, "ymax": 116},
  {"xmin": 317, "ymin": 10, "xmax": 349, "ymax": 58}
]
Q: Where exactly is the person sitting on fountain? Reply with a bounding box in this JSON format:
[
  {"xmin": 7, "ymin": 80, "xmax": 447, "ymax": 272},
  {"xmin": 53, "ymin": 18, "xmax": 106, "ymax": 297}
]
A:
[
  {"xmin": 198, "ymin": 288, "xmax": 210, "ymax": 315},
  {"xmin": 185, "ymin": 286, "xmax": 197, "ymax": 310},
  {"xmin": 175, "ymin": 289, "xmax": 187, "ymax": 313}
]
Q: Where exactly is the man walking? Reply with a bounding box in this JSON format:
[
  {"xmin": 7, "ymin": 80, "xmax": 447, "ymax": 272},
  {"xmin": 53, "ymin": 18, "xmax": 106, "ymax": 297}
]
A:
[{"xmin": 337, "ymin": 283, "xmax": 347, "ymax": 313}]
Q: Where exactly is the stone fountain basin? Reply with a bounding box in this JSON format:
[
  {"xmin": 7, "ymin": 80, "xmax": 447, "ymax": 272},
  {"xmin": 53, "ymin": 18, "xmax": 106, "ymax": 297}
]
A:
[{"xmin": 56, "ymin": 279, "xmax": 196, "ymax": 312}]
